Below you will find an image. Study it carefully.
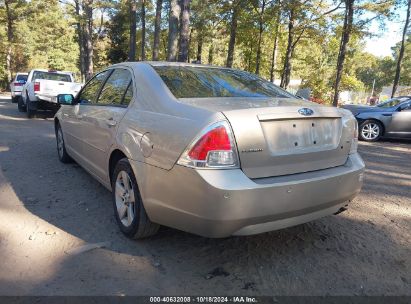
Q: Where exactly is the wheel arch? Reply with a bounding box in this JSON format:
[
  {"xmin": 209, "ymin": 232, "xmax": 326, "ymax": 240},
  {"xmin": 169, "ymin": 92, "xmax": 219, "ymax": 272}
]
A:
[{"xmin": 108, "ymin": 149, "xmax": 128, "ymax": 184}]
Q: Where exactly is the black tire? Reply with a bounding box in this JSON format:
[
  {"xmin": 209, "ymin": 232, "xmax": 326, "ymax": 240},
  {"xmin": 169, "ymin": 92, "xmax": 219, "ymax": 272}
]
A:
[
  {"xmin": 359, "ymin": 120, "xmax": 383, "ymax": 142},
  {"xmin": 27, "ymin": 100, "xmax": 36, "ymax": 118},
  {"xmin": 11, "ymin": 96, "xmax": 18, "ymax": 103},
  {"xmin": 18, "ymin": 96, "xmax": 26, "ymax": 112},
  {"xmin": 55, "ymin": 123, "xmax": 72, "ymax": 163},
  {"xmin": 112, "ymin": 158, "xmax": 160, "ymax": 239}
]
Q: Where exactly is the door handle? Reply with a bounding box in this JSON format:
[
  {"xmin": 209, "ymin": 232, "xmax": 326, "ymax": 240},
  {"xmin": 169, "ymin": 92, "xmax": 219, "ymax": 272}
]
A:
[{"xmin": 106, "ymin": 118, "xmax": 117, "ymax": 127}]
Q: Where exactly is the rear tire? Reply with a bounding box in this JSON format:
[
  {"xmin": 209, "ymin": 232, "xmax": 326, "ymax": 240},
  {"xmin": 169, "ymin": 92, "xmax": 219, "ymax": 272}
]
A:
[
  {"xmin": 27, "ymin": 102, "xmax": 36, "ymax": 118},
  {"xmin": 18, "ymin": 97, "xmax": 26, "ymax": 112},
  {"xmin": 359, "ymin": 120, "xmax": 382, "ymax": 142},
  {"xmin": 112, "ymin": 158, "xmax": 160, "ymax": 239},
  {"xmin": 11, "ymin": 96, "xmax": 18, "ymax": 103},
  {"xmin": 56, "ymin": 123, "xmax": 72, "ymax": 163}
]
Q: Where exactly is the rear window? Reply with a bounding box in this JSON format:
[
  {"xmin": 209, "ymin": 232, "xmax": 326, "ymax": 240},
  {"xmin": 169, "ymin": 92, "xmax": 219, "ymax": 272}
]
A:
[
  {"xmin": 31, "ymin": 71, "xmax": 71, "ymax": 82},
  {"xmin": 153, "ymin": 66, "xmax": 293, "ymax": 99},
  {"xmin": 16, "ymin": 75, "xmax": 28, "ymax": 82}
]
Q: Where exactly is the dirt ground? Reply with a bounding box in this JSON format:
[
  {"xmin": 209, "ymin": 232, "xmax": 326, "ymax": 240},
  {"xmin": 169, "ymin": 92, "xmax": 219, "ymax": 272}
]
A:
[{"xmin": 0, "ymin": 95, "xmax": 410, "ymax": 296}]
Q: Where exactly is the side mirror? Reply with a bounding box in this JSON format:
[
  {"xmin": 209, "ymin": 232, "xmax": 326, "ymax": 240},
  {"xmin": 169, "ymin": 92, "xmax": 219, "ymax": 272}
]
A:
[{"xmin": 57, "ymin": 94, "xmax": 75, "ymax": 105}]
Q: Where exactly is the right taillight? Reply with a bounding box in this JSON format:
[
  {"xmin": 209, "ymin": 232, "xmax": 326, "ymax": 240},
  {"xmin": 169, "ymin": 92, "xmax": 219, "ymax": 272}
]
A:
[
  {"xmin": 34, "ymin": 82, "xmax": 40, "ymax": 92},
  {"xmin": 178, "ymin": 121, "xmax": 239, "ymax": 169}
]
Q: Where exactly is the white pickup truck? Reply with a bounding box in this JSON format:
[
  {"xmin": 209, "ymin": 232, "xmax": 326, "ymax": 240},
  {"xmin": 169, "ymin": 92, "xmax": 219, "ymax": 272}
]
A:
[{"xmin": 19, "ymin": 69, "xmax": 82, "ymax": 117}]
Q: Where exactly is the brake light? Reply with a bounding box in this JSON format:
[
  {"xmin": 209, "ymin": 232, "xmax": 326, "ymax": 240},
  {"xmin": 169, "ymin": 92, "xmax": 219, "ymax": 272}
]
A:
[
  {"xmin": 349, "ymin": 119, "xmax": 358, "ymax": 154},
  {"xmin": 14, "ymin": 82, "xmax": 22, "ymax": 86},
  {"xmin": 34, "ymin": 82, "xmax": 40, "ymax": 92},
  {"xmin": 178, "ymin": 121, "xmax": 239, "ymax": 168}
]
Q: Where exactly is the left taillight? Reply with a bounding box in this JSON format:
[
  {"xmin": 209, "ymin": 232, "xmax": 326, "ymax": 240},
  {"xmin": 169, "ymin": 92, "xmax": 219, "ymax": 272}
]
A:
[
  {"xmin": 349, "ymin": 119, "xmax": 358, "ymax": 154},
  {"xmin": 178, "ymin": 121, "xmax": 239, "ymax": 169},
  {"xmin": 34, "ymin": 82, "xmax": 40, "ymax": 92}
]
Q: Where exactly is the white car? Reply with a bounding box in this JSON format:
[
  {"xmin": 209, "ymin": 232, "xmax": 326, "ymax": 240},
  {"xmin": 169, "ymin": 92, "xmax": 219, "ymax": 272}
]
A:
[
  {"xmin": 19, "ymin": 69, "xmax": 83, "ymax": 117},
  {"xmin": 10, "ymin": 73, "xmax": 28, "ymax": 103}
]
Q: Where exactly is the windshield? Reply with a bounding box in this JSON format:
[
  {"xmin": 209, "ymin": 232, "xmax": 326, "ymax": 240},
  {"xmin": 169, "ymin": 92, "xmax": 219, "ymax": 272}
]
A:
[
  {"xmin": 153, "ymin": 66, "xmax": 293, "ymax": 99},
  {"xmin": 377, "ymin": 97, "xmax": 409, "ymax": 108},
  {"xmin": 32, "ymin": 71, "xmax": 71, "ymax": 82}
]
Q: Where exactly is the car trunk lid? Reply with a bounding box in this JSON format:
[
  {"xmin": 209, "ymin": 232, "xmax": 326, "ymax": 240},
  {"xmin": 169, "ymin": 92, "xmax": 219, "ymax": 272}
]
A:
[{"xmin": 179, "ymin": 97, "xmax": 352, "ymax": 178}]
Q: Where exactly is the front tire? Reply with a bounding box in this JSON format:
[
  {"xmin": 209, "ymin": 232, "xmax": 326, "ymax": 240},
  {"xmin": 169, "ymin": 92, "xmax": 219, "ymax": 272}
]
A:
[
  {"xmin": 112, "ymin": 159, "xmax": 160, "ymax": 239},
  {"xmin": 359, "ymin": 120, "xmax": 382, "ymax": 142},
  {"xmin": 56, "ymin": 123, "xmax": 72, "ymax": 163}
]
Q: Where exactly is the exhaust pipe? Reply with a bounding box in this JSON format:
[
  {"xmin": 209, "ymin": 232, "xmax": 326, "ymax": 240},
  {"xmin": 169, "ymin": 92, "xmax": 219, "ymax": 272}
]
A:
[{"xmin": 334, "ymin": 206, "xmax": 348, "ymax": 215}]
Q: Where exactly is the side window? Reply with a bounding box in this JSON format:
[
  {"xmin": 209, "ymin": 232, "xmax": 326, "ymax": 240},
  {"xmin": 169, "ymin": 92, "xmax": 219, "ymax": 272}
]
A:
[
  {"xmin": 97, "ymin": 69, "xmax": 132, "ymax": 106},
  {"xmin": 122, "ymin": 82, "xmax": 133, "ymax": 106},
  {"xmin": 78, "ymin": 70, "xmax": 110, "ymax": 104}
]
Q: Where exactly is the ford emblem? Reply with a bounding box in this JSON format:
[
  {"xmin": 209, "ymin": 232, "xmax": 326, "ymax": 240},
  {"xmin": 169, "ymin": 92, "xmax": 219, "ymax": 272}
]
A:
[{"xmin": 298, "ymin": 108, "xmax": 314, "ymax": 116}]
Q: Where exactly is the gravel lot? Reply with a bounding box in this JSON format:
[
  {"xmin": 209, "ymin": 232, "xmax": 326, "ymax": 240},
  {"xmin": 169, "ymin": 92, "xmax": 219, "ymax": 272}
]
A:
[{"xmin": 0, "ymin": 95, "xmax": 410, "ymax": 296}]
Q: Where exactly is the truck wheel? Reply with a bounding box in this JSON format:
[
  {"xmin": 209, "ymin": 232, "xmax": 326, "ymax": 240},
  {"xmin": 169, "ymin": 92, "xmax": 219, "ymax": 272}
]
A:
[
  {"xmin": 18, "ymin": 97, "xmax": 26, "ymax": 112},
  {"xmin": 56, "ymin": 123, "xmax": 72, "ymax": 163},
  {"xmin": 26, "ymin": 97, "xmax": 36, "ymax": 119},
  {"xmin": 112, "ymin": 158, "xmax": 160, "ymax": 239}
]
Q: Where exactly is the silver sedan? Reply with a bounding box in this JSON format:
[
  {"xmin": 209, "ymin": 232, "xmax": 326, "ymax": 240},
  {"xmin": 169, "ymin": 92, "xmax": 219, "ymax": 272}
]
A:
[{"xmin": 55, "ymin": 62, "xmax": 365, "ymax": 239}]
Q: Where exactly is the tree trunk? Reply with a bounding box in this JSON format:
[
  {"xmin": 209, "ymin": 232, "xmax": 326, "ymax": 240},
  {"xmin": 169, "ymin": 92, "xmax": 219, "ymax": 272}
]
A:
[
  {"xmin": 167, "ymin": 0, "xmax": 181, "ymax": 61},
  {"xmin": 187, "ymin": 29, "xmax": 192, "ymax": 63},
  {"xmin": 280, "ymin": 8, "xmax": 295, "ymax": 89},
  {"xmin": 392, "ymin": 0, "xmax": 411, "ymax": 98},
  {"xmin": 75, "ymin": 0, "xmax": 86, "ymax": 81},
  {"xmin": 226, "ymin": 2, "xmax": 239, "ymax": 68},
  {"xmin": 332, "ymin": 0, "xmax": 354, "ymax": 106},
  {"xmin": 270, "ymin": 2, "xmax": 281, "ymax": 82},
  {"xmin": 141, "ymin": 0, "xmax": 146, "ymax": 60},
  {"xmin": 208, "ymin": 43, "xmax": 214, "ymax": 64},
  {"xmin": 178, "ymin": 0, "xmax": 190, "ymax": 62},
  {"xmin": 4, "ymin": 0, "xmax": 14, "ymax": 85},
  {"xmin": 255, "ymin": 0, "xmax": 266, "ymax": 75},
  {"xmin": 153, "ymin": 0, "xmax": 163, "ymax": 61},
  {"xmin": 128, "ymin": 0, "xmax": 137, "ymax": 61},
  {"xmin": 196, "ymin": 30, "xmax": 203, "ymax": 62},
  {"xmin": 83, "ymin": 0, "xmax": 94, "ymax": 80}
]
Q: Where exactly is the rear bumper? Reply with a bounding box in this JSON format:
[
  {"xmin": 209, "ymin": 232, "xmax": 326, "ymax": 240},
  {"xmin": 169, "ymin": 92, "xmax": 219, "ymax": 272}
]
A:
[
  {"xmin": 131, "ymin": 153, "xmax": 365, "ymax": 238},
  {"xmin": 11, "ymin": 91, "xmax": 22, "ymax": 97}
]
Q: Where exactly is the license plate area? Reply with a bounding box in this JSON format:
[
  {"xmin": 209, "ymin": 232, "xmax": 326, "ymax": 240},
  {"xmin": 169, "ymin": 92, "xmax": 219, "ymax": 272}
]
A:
[{"xmin": 260, "ymin": 118, "xmax": 342, "ymax": 155}]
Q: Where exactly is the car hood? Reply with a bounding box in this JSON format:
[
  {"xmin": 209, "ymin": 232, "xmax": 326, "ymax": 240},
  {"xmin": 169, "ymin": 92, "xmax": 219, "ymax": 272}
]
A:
[
  {"xmin": 178, "ymin": 97, "xmax": 318, "ymax": 112},
  {"xmin": 341, "ymin": 104, "xmax": 390, "ymax": 115}
]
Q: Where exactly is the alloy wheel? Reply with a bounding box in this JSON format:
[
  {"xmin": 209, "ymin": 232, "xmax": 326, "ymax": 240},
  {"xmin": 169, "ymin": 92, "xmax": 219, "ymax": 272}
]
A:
[
  {"xmin": 115, "ymin": 171, "xmax": 136, "ymax": 227},
  {"xmin": 361, "ymin": 123, "xmax": 380, "ymax": 141}
]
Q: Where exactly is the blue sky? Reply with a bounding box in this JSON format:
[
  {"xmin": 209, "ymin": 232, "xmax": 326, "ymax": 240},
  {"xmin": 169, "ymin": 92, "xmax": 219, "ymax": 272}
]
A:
[{"xmin": 364, "ymin": 8, "xmax": 407, "ymax": 58}]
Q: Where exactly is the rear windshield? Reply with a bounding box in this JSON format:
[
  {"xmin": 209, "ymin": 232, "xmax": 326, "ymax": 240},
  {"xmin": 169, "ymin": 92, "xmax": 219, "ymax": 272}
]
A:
[
  {"xmin": 16, "ymin": 75, "xmax": 28, "ymax": 82},
  {"xmin": 153, "ymin": 66, "xmax": 293, "ymax": 99},
  {"xmin": 32, "ymin": 71, "xmax": 71, "ymax": 82}
]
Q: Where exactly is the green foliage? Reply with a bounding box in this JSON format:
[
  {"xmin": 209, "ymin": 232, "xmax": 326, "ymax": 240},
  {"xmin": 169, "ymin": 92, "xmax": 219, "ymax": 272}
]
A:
[{"xmin": 0, "ymin": 0, "xmax": 409, "ymax": 98}]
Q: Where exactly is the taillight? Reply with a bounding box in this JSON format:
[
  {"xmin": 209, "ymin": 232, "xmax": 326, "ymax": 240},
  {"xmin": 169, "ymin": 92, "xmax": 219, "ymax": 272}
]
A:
[
  {"xmin": 350, "ymin": 119, "xmax": 358, "ymax": 154},
  {"xmin": 14, "ymin": 82, "xmax": 22, "ymax": 86},
  {"xmin": 178, "ymin": 121, "xmax": 239, "ymax": 168},
  {"xmin": 34, "ymin": 82, "xmax": 40, "ymax": 92}
]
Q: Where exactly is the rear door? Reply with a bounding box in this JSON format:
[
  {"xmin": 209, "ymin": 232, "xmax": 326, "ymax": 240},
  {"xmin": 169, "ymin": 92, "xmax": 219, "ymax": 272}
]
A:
[{"xmin": 76, "ymin": 68, "xmax": 133, "ymax": 181}]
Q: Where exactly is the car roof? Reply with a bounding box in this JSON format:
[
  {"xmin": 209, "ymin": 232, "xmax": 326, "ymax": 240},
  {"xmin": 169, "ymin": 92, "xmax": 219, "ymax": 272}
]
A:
[{"xmin": 109, "ymin": 61, "xmax": 231, "ymax": 70}]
